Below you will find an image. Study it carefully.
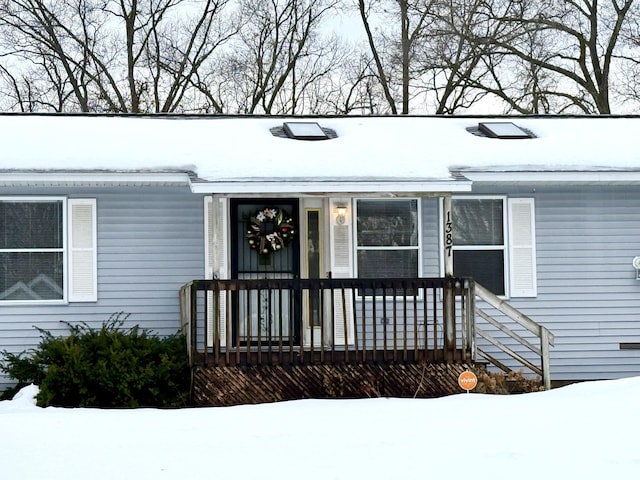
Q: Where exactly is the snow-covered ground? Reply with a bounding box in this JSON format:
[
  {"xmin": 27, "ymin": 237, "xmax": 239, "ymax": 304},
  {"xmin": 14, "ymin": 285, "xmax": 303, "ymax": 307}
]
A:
[{"xmin": 2, "ymin": 378, "xmax": 639, "ymax": 479}]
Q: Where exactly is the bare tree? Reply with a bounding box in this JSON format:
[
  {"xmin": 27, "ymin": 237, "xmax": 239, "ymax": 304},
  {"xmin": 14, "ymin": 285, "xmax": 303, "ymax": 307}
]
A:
[
  {"xmin": 0, "ymin": 44, "xmax": 76, "ymax": 111},
  {"xmin": 609, "ymin": 2, "xmax": 640, "ymax": 111},
  {"xmin": 4, "ymin": 0, "xmax": 638, "ymax": 114},
  {"xmin": 420, "ymin": 0, "xmax": 500, "ymax": 113},
  {"xmin": 0, "ymin": 0, "xmax": 238, "ymax": 112},
  {"xmin": 467, "ymin": 0, "xmax": 637, "ymax": 114},
  {"xmin": 357, "ymin": 0, "xmax": 439, "ymax": 114},
  {"xmin": 435, "ymin": 0, "xmax": 564, "ymax": 114},
  {"xmin": 354, "ymin": 0, "xmax": 508, "ymax": 114},
  {"xmin": 294, "ymin": 52, "xmax": 388, "ymax": 114},
  {"xmin": 204, "ymin": 0, "xmax": 344, "ymax": 114}
]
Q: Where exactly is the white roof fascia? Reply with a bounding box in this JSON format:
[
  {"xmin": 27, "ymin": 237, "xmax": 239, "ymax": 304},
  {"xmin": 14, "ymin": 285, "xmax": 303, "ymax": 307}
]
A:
[
  {"xmin": 189, "ymin": 179, "xmax": 472, "ymax": 194},
  {"xmin": 0, "ymin": 172, "xmax": 192, "ymax": 187},
  {"xmin": 459, "ymin": 171, "xmax": 640, "ymax": 184}
]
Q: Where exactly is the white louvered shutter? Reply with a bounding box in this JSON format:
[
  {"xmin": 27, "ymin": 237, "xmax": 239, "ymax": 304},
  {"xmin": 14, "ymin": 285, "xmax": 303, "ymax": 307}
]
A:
[
  {"xmin": 205, "ymin": 196, "xmax": 228, "ymax": 347},
  {"xmin": 329, "ymin": 198, "xmax": 355, "ymax": 345},
  {"xmin": 508, "ymin": 198, "xmax": 537, "ymax": 297},
  {"xmin": 68, "ymin": 199, "xmax": 97, "ymax": 302}
]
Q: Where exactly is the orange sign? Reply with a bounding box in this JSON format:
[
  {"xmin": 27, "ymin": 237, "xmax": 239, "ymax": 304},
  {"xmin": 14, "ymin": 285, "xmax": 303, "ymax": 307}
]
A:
[{"xmin": 458, "ymin": 370, "xmax": 478, "ymax": 392}]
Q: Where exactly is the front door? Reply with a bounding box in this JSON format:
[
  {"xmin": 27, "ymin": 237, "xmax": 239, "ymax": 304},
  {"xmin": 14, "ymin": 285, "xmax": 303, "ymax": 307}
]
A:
[{"xmin": 231, "ymin": 199, "xmax": 300, "ymax": 344}]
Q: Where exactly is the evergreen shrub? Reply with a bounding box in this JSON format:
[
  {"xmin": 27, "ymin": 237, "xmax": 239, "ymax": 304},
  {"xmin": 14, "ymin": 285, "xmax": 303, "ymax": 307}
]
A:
[{"xmin": 0, "ymin": 312, "xmax": 190, "ymax": 407}]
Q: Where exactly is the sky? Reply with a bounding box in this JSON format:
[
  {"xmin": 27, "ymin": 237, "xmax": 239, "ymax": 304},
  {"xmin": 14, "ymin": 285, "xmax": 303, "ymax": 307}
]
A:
[{"xmin": 1, "ymin": 377, "xmax": 640, "ymax": 479}]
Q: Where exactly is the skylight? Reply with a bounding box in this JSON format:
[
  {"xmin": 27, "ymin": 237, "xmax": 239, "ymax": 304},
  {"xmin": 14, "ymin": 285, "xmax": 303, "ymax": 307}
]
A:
[
  {"xmin": 283, "ymin": 122, "xmax": 329, "ymax": 140},
  {"xmin": 478, "ymin": 122, "xmax": 533, "ymax": 139}
]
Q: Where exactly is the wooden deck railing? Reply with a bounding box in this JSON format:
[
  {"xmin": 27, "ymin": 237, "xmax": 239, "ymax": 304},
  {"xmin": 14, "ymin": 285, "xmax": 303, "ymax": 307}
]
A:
[
  {"xmin": 179, "ymin": 277, "xmax": 475, "ymax": 367},
  {"xmin": 473, "ymin": 283, "xmax": 555, "ymax": 390}
]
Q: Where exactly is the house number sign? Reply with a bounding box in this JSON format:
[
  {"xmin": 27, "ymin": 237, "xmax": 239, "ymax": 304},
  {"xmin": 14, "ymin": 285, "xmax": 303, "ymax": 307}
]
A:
[{"xmin": 445, "ymin": 210, "xmax": 453, "ymax": 257}]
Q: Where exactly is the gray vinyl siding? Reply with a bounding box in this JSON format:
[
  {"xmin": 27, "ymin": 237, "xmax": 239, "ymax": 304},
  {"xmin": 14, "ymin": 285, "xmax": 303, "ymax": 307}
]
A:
[
  {"xmin": 5, "ymin": 184, "xmax": 640, "ymax": 392},
  {"xmin": 469, "ymin": 184, "xmax": 640, "ymax": 381},
  {"xmin": 0, "ymin": 186, "xmax": 204, "ymax": 391}
]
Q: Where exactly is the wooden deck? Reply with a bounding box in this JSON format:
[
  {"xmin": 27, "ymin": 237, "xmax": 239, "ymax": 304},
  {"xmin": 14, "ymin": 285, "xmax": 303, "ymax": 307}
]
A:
[
  {"xmin": 180, "ymin": 277, "xmax": 479, "ymax": 405},
  {"xmin": 180, "ymin": 277, "xmax": 554, "ymax": 404}
]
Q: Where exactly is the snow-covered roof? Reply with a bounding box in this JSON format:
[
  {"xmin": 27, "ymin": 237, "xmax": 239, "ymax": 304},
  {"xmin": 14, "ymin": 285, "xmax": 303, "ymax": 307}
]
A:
[{"xmin": 2, "ymin": 114, "xmax": 640, "ymax": 193}]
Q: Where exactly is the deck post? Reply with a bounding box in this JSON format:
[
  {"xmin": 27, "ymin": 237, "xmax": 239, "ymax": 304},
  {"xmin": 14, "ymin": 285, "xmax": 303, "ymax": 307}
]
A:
[
  {"xmin": 179, "ymin": 283, "xmax": 194, "ymax": 367},
  {"xmin": 443, "ymin": 195, "xmax": 455, "ymax": 360},
  {"xmin": 540, "ymin": 327, "xmax": 552, "ymax": 390},
  {"xmin": 189, "ymin": 281, "xmax": 198, "ymax": 367},
  {"xmin": 464, "ymin": 279, "xmax": 476, "ymax": 362}
]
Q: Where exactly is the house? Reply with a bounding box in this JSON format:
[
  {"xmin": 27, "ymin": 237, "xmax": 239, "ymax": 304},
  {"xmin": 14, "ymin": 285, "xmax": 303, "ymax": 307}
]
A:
[{"xmin": 1, "ymin": 113, "xmax": 639, "ymax": 400}]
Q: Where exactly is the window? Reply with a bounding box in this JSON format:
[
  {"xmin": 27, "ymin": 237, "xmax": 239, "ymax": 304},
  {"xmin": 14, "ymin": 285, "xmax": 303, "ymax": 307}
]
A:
[
  {"xmin": 355, "ymin": 199, "xmax": 420, "ymax": 280},
  {"xmin": 451, "ymin": 197, "xmax": 506, "ymax": 295},
  {"xmin": 0, "ymin": 197, "xmax": 97, "ymax": 303},
  {"xmin": 0, "ymin": 199, "xmax": 64, "ymax": 301},
  {"xmin": 448, "ymin": 197, "xmax": 537, "ymax": 297}
]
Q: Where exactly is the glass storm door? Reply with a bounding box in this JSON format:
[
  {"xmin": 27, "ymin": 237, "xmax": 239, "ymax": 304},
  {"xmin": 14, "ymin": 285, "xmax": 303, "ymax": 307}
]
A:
[{"xmin": 231, "ymin": 199, "xmax": 300, "ymax": 344}]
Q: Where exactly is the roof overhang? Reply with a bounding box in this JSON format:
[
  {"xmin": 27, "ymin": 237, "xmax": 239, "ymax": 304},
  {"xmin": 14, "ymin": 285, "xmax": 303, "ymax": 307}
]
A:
[
  {"xmin": 189, "ymin": 178, "xmax": 472, "ymax": 195},
  {"xmin": 457, "ymin": 170, "xmax": 640, "ymax": 185},
  {"xmin": 0, "ymin": 171, "xmax": 193, "ymax": 188},
  {"xmin": 0, "ymin": 171, "xmax": 472, "ymax": 195}
]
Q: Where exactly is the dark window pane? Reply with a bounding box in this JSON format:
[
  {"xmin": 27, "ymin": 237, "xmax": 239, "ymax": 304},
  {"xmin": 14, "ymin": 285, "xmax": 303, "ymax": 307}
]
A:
[
  {"xmin": 357, "ymin": 200, "xmax": 418, "ymax": 246},
  {"xmin": 454, "ymin": 250, "xmax": 504, "ymax": 296},
  {"xmin": 0, "ymin": 202, "xmax": 63, "ymax": 249},
  {"xmin": 307, "ymin": 210, "xmax": 321, "ymax": 279},
  {"xmin": 453, "ymin": 199, "xmax": 503, "ymax": 246},
  {"xmin": 357, "ymin": 250, "xmax": 418, "ymax": 278},
  {"xmin": 0, "ymin": 252, "xmax": 64, "ymax": 300}
]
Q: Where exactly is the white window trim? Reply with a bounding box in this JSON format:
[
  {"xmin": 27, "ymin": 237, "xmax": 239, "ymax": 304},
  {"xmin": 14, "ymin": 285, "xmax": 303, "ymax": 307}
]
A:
[
  {"xmin": 0, "ymin": 196, "xmax": 68, "ymax": 305},
  {"xmin": 353, "ymin": 197, "xmax": 423, "ymax": 299},
  {"xmin": 440, "ymin": 195, "xmax": 510, "ymax": 298}
]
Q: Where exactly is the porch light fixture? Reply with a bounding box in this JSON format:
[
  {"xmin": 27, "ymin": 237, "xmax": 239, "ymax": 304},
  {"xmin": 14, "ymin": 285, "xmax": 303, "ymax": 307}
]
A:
[
  {"xmin": 283, "ymin": 122, "xmax": 329, "ymax": 140},
  {"xmin": 478, "ymin": 122, "xmax": 533, "ymax": 139},
  {"xmin": 335, "ymin": 205, "xmax": 347, "ymax": 225}
]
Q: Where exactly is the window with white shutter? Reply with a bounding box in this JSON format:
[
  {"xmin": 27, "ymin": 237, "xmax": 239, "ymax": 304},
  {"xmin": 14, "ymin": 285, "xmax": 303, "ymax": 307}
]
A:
[
  {"xmin": 450, "ymin": 197, "xmax": 506, "ymax": 295},
  {"xmin": 0, "ymin": 197, "xmax": 96, "ymax": 303},
  {"xmin": 449, "ymin": 196, "xmax": 536, "ymax": 298}
]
